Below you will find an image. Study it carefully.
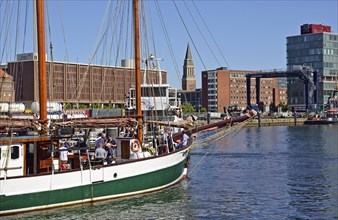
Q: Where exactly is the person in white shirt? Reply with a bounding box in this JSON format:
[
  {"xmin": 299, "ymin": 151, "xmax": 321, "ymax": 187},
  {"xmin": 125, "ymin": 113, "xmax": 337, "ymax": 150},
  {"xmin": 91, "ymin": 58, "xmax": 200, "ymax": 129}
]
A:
[
  {"xmin": 59, "ymin": 145, "xmax": 68, "ymax": 170},
  {"xmin": 182, "ymin": 130, "xmax": 190, "ymax": 147}
]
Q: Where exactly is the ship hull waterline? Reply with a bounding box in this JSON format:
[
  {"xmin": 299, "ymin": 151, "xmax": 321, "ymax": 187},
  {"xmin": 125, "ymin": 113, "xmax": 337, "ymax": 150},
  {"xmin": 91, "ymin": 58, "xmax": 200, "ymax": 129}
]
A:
[{"xmin": 0, "ymin": 148, "xmax": 190, "ymax": 216}]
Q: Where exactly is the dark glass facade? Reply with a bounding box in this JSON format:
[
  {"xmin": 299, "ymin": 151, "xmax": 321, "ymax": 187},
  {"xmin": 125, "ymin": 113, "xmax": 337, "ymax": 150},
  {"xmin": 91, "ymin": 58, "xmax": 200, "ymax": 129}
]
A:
[{"xmin": 286, "ymin": 32, "xmax": 338, "ymax": 111}]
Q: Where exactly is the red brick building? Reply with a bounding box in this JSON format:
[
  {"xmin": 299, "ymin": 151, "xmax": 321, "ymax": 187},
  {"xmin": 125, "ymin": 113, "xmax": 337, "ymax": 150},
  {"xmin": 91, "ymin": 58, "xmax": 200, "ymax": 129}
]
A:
[
  {"xmin": 0, "ymin": 69, "xmax": 15, "ymax": 102},
  {"xmin": 6, "ymin": 59, "xmax": 166, "ymax": 108},
  {"xmin": 202, "ymin": 68, "xmax": 287, "ymax": 112}
]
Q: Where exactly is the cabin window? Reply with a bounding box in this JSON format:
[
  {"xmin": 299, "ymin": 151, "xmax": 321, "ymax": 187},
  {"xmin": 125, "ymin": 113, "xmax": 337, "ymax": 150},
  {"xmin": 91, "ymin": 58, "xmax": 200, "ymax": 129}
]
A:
[
  {"xmin": 141, "ymin": 87, "xmax": 166, "ymax": 97},
  {"xmin": 11, "ymin": 146, "xmax": 20, "ymax": 159}
]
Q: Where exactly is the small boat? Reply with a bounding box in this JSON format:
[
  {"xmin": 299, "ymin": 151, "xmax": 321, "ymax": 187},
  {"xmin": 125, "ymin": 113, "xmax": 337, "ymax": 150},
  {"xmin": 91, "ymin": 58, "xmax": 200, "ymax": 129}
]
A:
[
  {"xmin": 305, "ymin": 90, "xmax": 338, "ymax": 125},
  {"xmin": 0, "ymin": 0, "xmax": 191, "ymax": 215},
  {"xmin": 304, "ymin": 117, "xmax": 338, "ymax": 125}
]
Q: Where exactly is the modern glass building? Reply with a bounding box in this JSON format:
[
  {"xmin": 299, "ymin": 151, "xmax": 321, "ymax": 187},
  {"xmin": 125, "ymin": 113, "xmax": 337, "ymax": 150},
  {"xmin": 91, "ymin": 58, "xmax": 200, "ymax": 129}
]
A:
[{"xmin": 286, "ymin": 24, "xmax": 338, "ymax": 111}]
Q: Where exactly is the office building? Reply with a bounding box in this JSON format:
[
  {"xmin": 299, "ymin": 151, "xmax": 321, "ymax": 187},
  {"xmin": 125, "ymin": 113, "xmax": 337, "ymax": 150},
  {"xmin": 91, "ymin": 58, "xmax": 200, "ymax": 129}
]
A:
[{"xmin": 286, "ymin": 24, "xmax": 338, "ymax": 111}]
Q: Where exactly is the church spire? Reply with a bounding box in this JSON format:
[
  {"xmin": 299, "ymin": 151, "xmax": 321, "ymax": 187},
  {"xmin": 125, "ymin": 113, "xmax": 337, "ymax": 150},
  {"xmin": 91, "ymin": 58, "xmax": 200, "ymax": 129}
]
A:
[
  {"xmin": 182, "ymin": 43, "xmax": 196, "ymax": 91},
  {"xmin": 185, "ymin": 43, "xmax": 192, "ymax": 60}
]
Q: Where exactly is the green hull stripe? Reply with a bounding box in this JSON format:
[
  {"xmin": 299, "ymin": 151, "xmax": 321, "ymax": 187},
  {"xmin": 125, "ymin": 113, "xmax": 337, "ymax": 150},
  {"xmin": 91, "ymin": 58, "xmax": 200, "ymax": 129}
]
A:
[{"xmin": 0, "ymin": 159, "xmax": 186, "ymax": 214}]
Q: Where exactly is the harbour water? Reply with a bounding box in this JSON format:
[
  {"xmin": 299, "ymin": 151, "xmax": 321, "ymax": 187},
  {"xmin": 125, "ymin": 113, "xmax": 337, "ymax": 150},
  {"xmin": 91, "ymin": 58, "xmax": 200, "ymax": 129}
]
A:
[{"xmin": 7, "ymin": 124, "xmax": 338, "ymax": 219}]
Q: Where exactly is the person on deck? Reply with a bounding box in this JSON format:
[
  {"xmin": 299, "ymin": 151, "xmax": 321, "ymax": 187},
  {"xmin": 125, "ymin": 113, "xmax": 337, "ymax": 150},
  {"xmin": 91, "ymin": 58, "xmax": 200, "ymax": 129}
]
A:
[
  {"xmin": 94, "ymin": 142, "xmax": 107, "ymax": 165},
  {"xmin": 105, "ymin": 136, "xmax": 117, "ymax": 164},
  {"xmin": 124, "ymin": 128, "xmax": 135, "ymax": 138},
  {"xmin": 181, "ymin": 130, "xmax": 190, "ymax": 147},
  {"xmin": 175, "ymin": 139, "xmax": 182, "ymax": 149},
  {"xmin": 59, "ymin": 144, "xmax": 69, "ymax": 170},
  {"xmin": 105, "ymin": 144, "xmax": 114, "ymax": 164},
  {"xmin": 162, "ymin": 128, "xmax": 169, "ymax": 153},
  {"xmin": 95, "ymin": 133, "xmax": 105, "ymax": 150},
  {"xmin": 64, "ymin": 138, "xmax": 73, "ymax": 150}
]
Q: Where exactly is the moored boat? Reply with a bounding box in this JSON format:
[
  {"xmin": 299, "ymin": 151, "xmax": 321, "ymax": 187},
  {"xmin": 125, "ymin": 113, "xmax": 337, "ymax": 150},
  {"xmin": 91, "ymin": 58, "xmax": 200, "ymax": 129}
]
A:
[
  {"xmin": 305, "ymin": 90, "xmax": 338, "ymax": 125},
  {"xmin": 0, "ymin": 135, "xmax": 189, "ymax": 215},
  {"xmin": 0, "ymin": 0, "xmax": 191, "ymax": 215}
]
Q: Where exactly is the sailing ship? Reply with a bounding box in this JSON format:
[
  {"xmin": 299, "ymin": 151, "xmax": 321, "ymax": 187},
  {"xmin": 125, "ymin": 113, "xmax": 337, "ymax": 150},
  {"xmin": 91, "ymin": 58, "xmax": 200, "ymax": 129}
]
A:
[{"xmin": 0, "ymin": 0, "xmax": 191, "ymax": 215}]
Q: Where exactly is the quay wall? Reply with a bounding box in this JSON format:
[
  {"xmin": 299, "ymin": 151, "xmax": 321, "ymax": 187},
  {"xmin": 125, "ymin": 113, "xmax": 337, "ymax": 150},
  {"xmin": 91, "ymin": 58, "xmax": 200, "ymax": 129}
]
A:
[
  {"xmin": 246, "ymin": 118, "xmax": 307, "ymax": 126},
  {"xmin": 194, "ymin": 117, "xmax": 307, "ymax": 127}
]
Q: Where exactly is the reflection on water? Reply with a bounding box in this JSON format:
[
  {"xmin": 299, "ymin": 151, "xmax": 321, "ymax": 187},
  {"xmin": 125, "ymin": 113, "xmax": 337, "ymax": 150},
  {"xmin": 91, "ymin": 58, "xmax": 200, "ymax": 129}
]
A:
[{"xmin": 6, "ymin": 125, "xmax": 338, "ymax": 219}]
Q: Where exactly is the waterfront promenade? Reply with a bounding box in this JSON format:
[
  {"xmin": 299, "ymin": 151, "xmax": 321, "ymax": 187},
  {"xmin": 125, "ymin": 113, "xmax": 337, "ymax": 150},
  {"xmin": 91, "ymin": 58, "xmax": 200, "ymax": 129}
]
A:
[{"xmin": 195, "ymin": 116, "xmax": 307, "ymax": 127}]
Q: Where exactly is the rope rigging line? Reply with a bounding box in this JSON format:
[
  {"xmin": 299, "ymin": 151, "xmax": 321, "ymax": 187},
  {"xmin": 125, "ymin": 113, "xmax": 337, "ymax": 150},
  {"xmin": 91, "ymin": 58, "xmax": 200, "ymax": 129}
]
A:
[
  {"xmin": 191, "ymin": 0, "xmax": 231, "ymax": 70},
  {"xmin": 57, "ymin": 0, "xmax": 69, "ymax": 62},
  {"xmin": 154, "ymin": 1, "xmax": 182, "ymax": 88},
  {"xmin": 22, "ymin": 0, "xmax": 29, "ymax": 53},
  {"xmin": 15, "ymin": 2, "xmax": 21, "ymax": 61},
  {"xmin": 0, "ymin": 1, "xmax": 14, "ymax": 63},
  {"xmin": 79, "ymin": 1, "xmax": 111, "ymax": 104},
  {"xmin": 99, "ymin": 0, "xmax": 127, "ymax": 104},
  {"xmin": 192, "ymin": 117, "xmax": 254, "ymax": 148},
  {"xmin": 154, "ymin": 1, "xmax": 192, "ymax": 114},
  {"xmin": 139, "ymin": 1, "xmax": 171, "ymax": 130},
  {"xmin": 16, "ymin": 0, "xmax": 29, "ymax": 101},
  {"xmin": 113, "ymin": 1, "xmax": 125, "ymax": 67},
  {"xmin": 141, "ymin": 1, "xmax": 151, "ymax": 59},
  {"xmin": 72, "ymin": 0, "xmax": 114, "ymax": 106},
  {"xmin": 100, "ymin": 1, "xmax": 126, "ymax": 107},
  {"xmin": 13, "ymin": 1, "xmax": 21, "ymax": 102},
  {"xmin": 46, "ymin": 0, "xmax": 55, "ymax": 103},
  {"xmin": 172, "ymin": 0, "xmax": 207, "ymax": 71},
  {"xmin": 123, "ymin": 1, "xmax": 131, "ymax": 64},
  {"xmin": 182, "ymin": 0, "xmax": 222, "ymax": 67},
  {"xmin": 187, "ymin": 117, "xmax": 254, "ymax": 177}
]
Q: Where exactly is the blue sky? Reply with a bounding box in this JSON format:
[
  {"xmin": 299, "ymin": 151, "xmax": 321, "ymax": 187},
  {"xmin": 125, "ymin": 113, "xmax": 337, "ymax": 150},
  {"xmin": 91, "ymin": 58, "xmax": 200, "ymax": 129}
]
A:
[{"xmin": 1, "ymin": 0, "xmax": 337, "ymax": 89}]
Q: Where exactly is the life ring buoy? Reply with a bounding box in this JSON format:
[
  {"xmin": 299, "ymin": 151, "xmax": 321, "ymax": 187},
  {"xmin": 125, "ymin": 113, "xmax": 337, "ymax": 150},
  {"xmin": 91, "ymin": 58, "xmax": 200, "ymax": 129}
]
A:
[{"xmin": 130, "ymin": 139, "xmax": 141, "ymax": 153}]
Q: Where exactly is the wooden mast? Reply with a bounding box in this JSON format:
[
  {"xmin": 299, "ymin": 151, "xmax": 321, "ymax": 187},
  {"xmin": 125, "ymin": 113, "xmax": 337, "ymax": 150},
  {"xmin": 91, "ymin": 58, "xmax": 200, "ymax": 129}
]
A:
[
  {"xmin": 133, "ymin": 0, "xmax": 142, "ymax": 142},
  {"xmin": 36, "ymin": 0, "xmax": 48, "ymax": 128}
]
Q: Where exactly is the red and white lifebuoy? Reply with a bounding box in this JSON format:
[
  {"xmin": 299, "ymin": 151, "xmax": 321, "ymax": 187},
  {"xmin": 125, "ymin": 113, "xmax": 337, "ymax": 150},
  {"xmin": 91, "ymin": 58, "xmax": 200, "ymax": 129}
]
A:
[{"xmin": 130, "ymin": 139, "xmax": 141, "ymax": 153}]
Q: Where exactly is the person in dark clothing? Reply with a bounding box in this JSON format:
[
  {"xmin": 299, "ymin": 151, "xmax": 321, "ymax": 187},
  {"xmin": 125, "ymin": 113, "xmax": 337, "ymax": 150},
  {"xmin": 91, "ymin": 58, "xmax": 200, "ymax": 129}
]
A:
[
  {"xmin": 105, "ymin": 136, "xmax": 117, "ymax": 164},
  {"xmin": 106, "ymin": 144, "xmax": 114, "ymax": 164},
  {"xmin": 95, "ymin": 133, "xmax": 105, "ymax": 149}
]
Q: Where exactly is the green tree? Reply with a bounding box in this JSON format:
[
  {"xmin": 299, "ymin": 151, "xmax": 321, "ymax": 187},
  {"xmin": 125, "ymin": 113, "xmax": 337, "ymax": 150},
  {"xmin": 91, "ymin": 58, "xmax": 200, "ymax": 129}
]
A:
[
  {"xmin": 277, "ymin": 103, "xmax": 289, "ymax": 112},
  {"xmin": 63, "ymin": 102, "xmax": 72, "ymax": 110},
  {"xmin": 78, "ymin": 104, "xmax": 88, "ymax": 109},
  {"xmin": 91, "ymin": 103, "xmax": 101, "ymax": 109},
  {"xmin": 200, "ymin": 107, "xmax": 207, "ymax": 113},
  {"xmin": 182, "ymin": 103, "xmax": 195, "ymax": 113}
]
